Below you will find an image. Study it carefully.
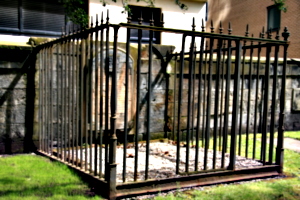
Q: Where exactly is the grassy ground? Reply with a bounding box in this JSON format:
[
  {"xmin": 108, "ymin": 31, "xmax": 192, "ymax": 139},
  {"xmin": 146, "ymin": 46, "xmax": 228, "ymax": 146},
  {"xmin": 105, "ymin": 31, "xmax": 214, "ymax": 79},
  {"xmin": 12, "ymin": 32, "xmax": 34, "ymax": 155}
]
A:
[
  {"xmin": 285, "ymin": 131, "xmax": 300, "ymax": 140},
  {"xmin": 0, "ymin": 155, "xmax": 101, "ymax": 200},
  {"xmin": 153, "ymin": 131, "xmax": 300, "ymax": 200},
  {"xmin": 0, "ymin": 131, "xmax": 299, "ymax": 199}
]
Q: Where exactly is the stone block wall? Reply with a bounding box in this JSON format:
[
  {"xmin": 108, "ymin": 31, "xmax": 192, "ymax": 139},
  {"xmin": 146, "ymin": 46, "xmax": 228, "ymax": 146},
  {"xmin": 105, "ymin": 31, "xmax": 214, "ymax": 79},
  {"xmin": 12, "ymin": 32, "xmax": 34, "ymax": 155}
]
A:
[{"xmin": 0, "ymin": 47, "xmax": 35, "ymax": 153}]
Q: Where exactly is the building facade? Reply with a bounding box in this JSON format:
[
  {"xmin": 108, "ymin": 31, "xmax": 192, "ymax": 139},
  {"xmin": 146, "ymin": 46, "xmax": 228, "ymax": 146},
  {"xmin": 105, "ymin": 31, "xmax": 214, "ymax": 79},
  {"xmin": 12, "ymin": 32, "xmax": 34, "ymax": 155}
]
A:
[{"xmin": 207, "ymin": 0, "xmax": 300, "ymax": 59}]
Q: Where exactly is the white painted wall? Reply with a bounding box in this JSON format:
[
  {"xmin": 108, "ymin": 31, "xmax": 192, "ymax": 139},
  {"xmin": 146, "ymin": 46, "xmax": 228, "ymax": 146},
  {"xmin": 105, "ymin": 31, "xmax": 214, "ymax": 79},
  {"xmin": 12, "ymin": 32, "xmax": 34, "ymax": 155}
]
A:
[{"xmin": 89, "ymin": 0, "xmax": 207, "ymax": 52}]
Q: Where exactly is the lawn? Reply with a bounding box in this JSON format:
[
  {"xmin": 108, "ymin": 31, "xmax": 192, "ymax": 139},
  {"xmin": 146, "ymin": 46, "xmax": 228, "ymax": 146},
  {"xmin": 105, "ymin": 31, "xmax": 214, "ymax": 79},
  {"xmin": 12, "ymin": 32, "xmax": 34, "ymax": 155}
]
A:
[
  {"xmin": 0, "ymin": 131, "xmax": 299, "ymax": 200},
  {"xmin": 153, "ymin": 131, "xmax": 300, "ymax": 200},
  {"xmin": 0, "ymin": 154, "xmax": 101, "ymax": 200}
]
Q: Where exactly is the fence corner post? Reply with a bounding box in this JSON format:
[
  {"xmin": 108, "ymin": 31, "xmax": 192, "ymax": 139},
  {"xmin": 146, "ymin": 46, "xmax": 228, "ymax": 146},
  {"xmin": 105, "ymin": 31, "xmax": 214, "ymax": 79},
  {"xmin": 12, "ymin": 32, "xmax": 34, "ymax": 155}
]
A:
[
  {"xmin": 107, "ymin": 25, "xmax": 119, "ymax": 200},
  {"xmin": 276, "ymin": 34, "xmax": 289, "ymax": 173}
]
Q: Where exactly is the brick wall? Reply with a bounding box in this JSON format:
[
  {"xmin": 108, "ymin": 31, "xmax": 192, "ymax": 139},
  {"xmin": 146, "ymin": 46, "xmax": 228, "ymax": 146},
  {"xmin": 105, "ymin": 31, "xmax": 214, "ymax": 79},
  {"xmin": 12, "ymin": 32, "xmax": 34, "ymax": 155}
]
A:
[{"xmin": 207, "ymin": 0, "xmax": 300, "ymax": 58}]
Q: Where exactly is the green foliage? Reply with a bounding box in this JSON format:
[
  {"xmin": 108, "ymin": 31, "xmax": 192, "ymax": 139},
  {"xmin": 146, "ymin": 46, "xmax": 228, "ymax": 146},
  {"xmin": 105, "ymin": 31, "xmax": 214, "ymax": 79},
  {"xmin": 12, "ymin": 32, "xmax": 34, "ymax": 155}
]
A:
[
  {"xmin": 63, "ymin": 0, "xmax": 89, "ymax": 28},
  {"xmin": 63, "ymin": 0, "xmax": 188, "ymax": 26},
  {"xmin": 272, "ymin": 0, "xmax": 287, "ymax": 12}
]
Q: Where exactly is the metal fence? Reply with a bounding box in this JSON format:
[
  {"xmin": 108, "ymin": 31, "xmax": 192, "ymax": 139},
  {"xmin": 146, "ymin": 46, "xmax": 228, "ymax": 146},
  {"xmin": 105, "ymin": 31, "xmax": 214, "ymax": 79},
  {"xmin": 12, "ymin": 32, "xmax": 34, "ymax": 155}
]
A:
[{"xmin": 36, "ymin": 11, "xmax": 290, "ymax": 199}]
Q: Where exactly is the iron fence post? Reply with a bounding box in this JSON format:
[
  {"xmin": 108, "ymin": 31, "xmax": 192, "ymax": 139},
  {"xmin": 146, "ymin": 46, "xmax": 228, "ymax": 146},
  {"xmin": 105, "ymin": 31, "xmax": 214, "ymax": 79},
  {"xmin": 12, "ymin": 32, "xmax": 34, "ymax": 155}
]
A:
[
  {"xmin": 107, "ymin": 25, "xmax": 119, "ymax": 200},
  {"xmin": 228, "ymin": 39, "xmax": 242, "ymax": 170},
  {"xmin": 276, "ymin": 28, "xmax": 290, "ymax": 173}
]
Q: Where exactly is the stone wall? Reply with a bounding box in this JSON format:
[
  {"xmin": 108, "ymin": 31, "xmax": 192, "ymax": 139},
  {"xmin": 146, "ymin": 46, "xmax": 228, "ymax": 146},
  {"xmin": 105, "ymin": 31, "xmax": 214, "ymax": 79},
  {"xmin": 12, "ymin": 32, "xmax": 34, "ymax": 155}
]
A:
[
  {"xmin": 0, "ymin": 46, "xmax": 36, "ymax": 153},
  {"xmin": 167, "ymin": 58, "xmax": 300, "ymax": 136},
  {"xmin": 1, "ymin": 43, "xmax": 300, "ymax": 154}
]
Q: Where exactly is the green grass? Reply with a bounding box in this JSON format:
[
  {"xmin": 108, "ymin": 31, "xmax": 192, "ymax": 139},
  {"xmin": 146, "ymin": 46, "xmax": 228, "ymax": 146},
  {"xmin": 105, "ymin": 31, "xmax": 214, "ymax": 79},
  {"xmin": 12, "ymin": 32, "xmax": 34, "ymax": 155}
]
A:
[
  {"xmin": 285, "ymin": 131, "xmax": 300, "ymax": 140},
  {"xmin": 0, "ymin": 155, "xmax": 101, "ymax": 200},
  {"xmin": 152, "ymin": 132, "xmax": 300, "ymax": 200}
]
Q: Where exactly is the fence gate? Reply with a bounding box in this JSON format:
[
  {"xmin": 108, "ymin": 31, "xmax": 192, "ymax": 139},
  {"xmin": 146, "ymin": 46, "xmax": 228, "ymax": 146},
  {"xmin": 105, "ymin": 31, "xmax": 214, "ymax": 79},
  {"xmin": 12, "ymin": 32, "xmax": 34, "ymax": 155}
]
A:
[{"xmin": 36, "ymin": 11, "xmax": 290, "ymax": 199}]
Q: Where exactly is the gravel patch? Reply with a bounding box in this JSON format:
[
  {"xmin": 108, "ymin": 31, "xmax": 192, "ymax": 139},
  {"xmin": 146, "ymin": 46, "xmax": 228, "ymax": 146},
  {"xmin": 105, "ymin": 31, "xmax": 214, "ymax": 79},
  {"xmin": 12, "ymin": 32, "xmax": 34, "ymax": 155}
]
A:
[{"xmin": 65, "ymin": 141, "xmax": 262, "ymax": 182}]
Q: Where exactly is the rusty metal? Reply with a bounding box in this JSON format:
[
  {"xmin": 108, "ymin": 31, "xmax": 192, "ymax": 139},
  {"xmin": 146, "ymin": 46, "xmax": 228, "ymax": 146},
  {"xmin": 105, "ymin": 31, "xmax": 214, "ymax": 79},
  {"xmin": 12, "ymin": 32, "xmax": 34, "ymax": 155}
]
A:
[
  {"xmin": 123, "ymin": 14, "xmax": 131, "ymax": 182},
  {"xmin": 35, "ymin": 11, "xmax": 290, "ymax": 199}
]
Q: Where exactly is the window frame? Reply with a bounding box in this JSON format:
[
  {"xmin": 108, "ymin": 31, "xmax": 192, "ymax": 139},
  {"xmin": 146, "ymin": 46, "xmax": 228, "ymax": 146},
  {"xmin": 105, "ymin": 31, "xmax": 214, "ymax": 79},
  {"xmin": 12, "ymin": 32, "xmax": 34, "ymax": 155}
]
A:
[
  {"xmin": 0, "ymin": 0, "xmax": 85, "ymax": 37},
  {"xmin": 267, "ymin": 5, "xmax": 281, "ymax": 32},
  {"xmin": 128, "ymin": 5, "xmax": 162, "ymax": 44}
]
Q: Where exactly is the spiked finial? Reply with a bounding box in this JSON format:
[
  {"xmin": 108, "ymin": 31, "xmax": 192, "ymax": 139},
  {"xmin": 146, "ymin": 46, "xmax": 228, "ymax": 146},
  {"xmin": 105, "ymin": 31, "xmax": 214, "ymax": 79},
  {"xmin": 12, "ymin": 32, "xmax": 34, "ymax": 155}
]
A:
[
  {"xmin": 127, "ymin": 12, "xmax": 131, "ymax": 23},
  {"xmin": 150, "ymin": 12, "xmax": 154, "ymax": 26},
  {"xmin": 96, "ymin": 14, "xmax": 99, "ymax": 26},
  {"xmin": 101, "ymin": 12, "xmax": 104, "ymax": 24},
  {"xmin": 228, "ymin": 22, "xmax": 232, "ymax": 35},
  {"xmin": 261, "ymin": 26, "xmax": 265, "ymax": 38},
  {"xmin": 245, "ymin": 24, "xmax": 249, "ymax": 37},
  {"xmin": 282, "ymin": 27, "xmax": 290, "ymax": 41},
  {"xmin": 267, "ymin": 29, "xmax": 272, "ymax": 39},
  {"xmin": 210, "ymin": 20, "xmax": 214, "ymax": 33},
  {"xmin": 138, "ymin": 11, "xmax": 143, "ymax": 25},
  {"xmin": 251, "ymin": 34, "xmax": 254, "ymax": 45},
  {"xmin": 219, "ymin": 21, "xmax": 223, "ymax": 34},
  {"xmin": 275, "ymin": 29, "xmax": 280, "ymax": 40},
  {"xmin": 90, "ymin": 16, "xmax": 93, "ymax": 28},
  {"xmin": 201, "ymin": 19, "xmax": 205, "ymax": 32},
  {"xmin": 61, "ymin": 27, "xmax": 65, "ymax": 37},
  {"xmin": 72, "ymin": 23, "xmax": 75, "ymax": 34},
  {"xmin": 192, "ymin": 17, "xmax": 196, "ymax": 31},
  {"xmin": 106, "ymin": 10, "xmax": 109, "ymax": 24},
  {"xmin": 160, "ymin": 13, "xmax": 164, "ymax": 27}
]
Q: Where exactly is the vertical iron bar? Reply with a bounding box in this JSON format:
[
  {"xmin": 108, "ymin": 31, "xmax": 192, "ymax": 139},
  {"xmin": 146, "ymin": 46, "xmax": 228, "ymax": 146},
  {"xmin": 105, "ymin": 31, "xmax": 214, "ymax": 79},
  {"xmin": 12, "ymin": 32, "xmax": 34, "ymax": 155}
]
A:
[
  {"xmin": 228, "ymin": 40, "xmax": 242, "ymax": 170},
  {"xmin": 80, "ymin": 35, "xmax": 86, "ymax": 170},
  {"xmin": 64, "ymin": 38, "xmax": 68, "ymax": 161},
  {"xmin": 123, "ymin": 26, "xmax": 131, "ymax": 182},
  {"xmin": 99, "ymin": 20, "xmax": 104, "ymax": 177},
  {"xmin": 49, "ymin": 47, "xmax": 54, "ymax": 156},
  {"xmin": 213, "ymin": 38, "xmax": 222, "ymax": 169},
  {"xmin": 173, "ymin": 55, "xmax": 178, "ymax": 142},
  {"xmin": 43, "ymin": 49, "xmax": 46, "ymax": 152},
  {"xmin": 246, "ymin": 41, "xmax": 254, "ymax": 158},
  {"xmin": 134, "ymin": 26, "xmax": 142, "ymax": 181},
  {"xmin": 89, "ymin": 29, "xmax": 94, "ymax": 174},
  {"xmin": 204, "ymin": 37, "xmax": 214, "ymax": 170},
  {"xmin": 219, "ymin": 41, "xmax": 226, "ymax": 152},
  {"xmin": 46, "ymin": 48, "xmax": 50, "ymax": 154},
  {"xmin": 60, "ymin": 41, "xmax": 66, "ymax": 161},
  {"xmin": 221, "ymin": 39, "xmax": 232, "ymax": 168},
  {"xmin": 64, "ymin": 38, "xmax": 68, "ymax": 162},
  {"xmin": 76, "ymin": 36, "xmax": 81, "ymax": 167},
  {"xmin": 269, "ymin": 44, "xmax": 279, "ymax": 164},
  {"xmin": 276, "ymin": 30, "xmax": 289, "ymax": 172},
  {"xmin": 85, "ymin": 33, "xmax": 90, "ymax": 171},
  {"xmin": 39, "ymin": 50, "xmax": 43, "ymax": 151},
  {"xmin": 238, "ymin": 41, "xmax": 246, "ymax": 156},
  {"xmin": 59, "ymin": 42, "xmax": 63, "ymax": 159},
  {"xmin": 195, "ymin": 37, "xmax": 205, "ymax": 171},
  {"xmin": 104, "ymin": 24, "xmax": 110, "ymax": 181},
  {"xmin": 261, "ymin": 45, "xmax": 271, "ymax": 164},
  {"xmin": 202, "ymin": 45, "xmax": 208, "ymax": 148},
  {"xmin": 108, "ymin": 25, "xmax": 119, "ymax": 200},
  {"xmin": 94, "ymin": 27, "xmax": 100, "ymax": 176},
  {"xmin": 72, "ymin": 34, "xmax": 76, "ymax": 166},
  {"xmin": 45, "ymin": 48, "xmax": 49, "ymax": 153},
  {"xmin": 176, "ymin": 34, "xmax": 186, "ymax": 174},
  {"xmin": 145, "ymin": 27, "xmax": 153, "ymax": 180},
  {"xmin": 68, "ymin": 38, "xmax": 72, "ymax": 162},
  {"xmin": 186, "ymin": 35, "xmax": 195, "ymax": 172},
  {"xmin": 56, "ymin": 44, "xmax": 60, "ymax": 158},
  {"xmin": 253, "ymin": 42, "xmax": 262, "ymax": 159}
]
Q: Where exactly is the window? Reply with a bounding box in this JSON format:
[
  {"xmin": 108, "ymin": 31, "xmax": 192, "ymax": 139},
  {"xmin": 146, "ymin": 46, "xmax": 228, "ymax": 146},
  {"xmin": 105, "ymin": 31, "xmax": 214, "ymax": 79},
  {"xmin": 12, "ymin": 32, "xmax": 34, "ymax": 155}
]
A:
[
  {"xmin": 0, "ymin": 0, "xmax": 87, "ymax": 37},
  {"xmin": 128, "ymin": 5, "xmax": 162, "ymax": 44},
  {"xmin": 267, "ymin": 5, "xmax": 281, "ymax": 32}
]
